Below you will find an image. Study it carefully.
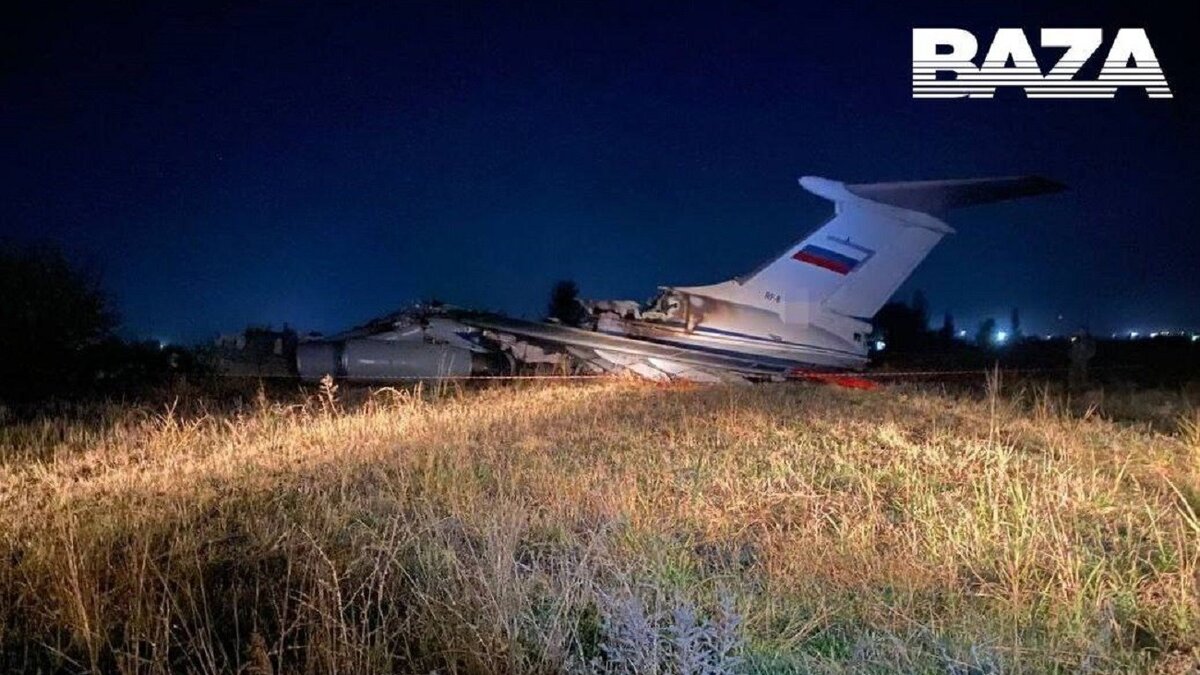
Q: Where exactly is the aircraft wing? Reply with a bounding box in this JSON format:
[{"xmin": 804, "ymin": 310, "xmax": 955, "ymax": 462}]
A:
[{"xmin": 456, "ymin": 312, "xmax": 801, "ymax": 381}]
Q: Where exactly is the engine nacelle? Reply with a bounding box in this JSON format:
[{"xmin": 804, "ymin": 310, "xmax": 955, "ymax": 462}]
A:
[{"xmin": 296, "ymin": 338, "xmax": 475, "ymax": 381}]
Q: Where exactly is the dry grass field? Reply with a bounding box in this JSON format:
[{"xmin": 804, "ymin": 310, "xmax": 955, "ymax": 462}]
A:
[{"xmin": 1, "ymin": 378, "xmax": 1198, "ymax": 673}]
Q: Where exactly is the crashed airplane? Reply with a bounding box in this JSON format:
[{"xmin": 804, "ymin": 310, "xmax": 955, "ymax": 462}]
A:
[{"xmin": 296, "ymin": 175, "xmax": 1063, "ymax": 383}]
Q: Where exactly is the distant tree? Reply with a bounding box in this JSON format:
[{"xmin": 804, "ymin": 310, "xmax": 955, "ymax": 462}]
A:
[
  {"xmin": 0, "ymin": 242, "xmax": 118, "ymax": 399},
  {"xmin": 875, "ymin": 300, "xmax": 928, "ymax": 352},
  {"xmin": 1010, "ymin": 307, "xmax": 1022, "ymax": 339},
  {"xmin": 939, "ymin": 312, "xmax": 955, "ymax": 340},
  {"xmin": 975, "ymin": 318, "xmax": 997, "ymax": 348},
  {"xmin": 911, "ymin": 290, "xmax": 930, "ymax": 332},
  {"xmin": 547, "ymin": 279, "xmax": 586, "ymax": 326}
]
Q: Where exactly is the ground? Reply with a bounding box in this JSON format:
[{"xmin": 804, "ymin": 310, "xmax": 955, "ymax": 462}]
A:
[{"xmin": 1, "ymin": 378, "xmax": 1198, "ymax": 673}]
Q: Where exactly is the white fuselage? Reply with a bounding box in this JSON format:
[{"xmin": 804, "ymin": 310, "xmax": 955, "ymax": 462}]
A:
[{"xmin": 599, "ymin": 290, "xmax": 870, "ymax": 370}]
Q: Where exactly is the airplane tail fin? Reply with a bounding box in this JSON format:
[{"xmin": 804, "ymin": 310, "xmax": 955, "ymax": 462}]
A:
[{"xmin": 733, "ymin": 175, "xmax": 1063, "ymax": 320}]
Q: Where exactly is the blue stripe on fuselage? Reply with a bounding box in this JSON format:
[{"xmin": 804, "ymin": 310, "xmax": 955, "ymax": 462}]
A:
[
  {"xmin": 650, "ymin": 321, "xmax": 864, "ymax": 359},
  {"xmin": 604, "ymin": 332, "xmax": 863, "ymax": 370}
]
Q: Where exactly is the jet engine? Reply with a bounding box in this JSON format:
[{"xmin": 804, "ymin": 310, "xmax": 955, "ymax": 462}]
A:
[
  {"xmin": 296, "ymin": 338, "xmax": 481, "ymax": 381},
  {"xmin": 294, "ymin": 311, "xmax": 506, "ymax": 382}
]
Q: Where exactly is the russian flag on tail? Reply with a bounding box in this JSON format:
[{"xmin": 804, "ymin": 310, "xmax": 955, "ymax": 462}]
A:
[{"xmin": 792, "ymin": 244, "xmax": 865, "ymax": 275}]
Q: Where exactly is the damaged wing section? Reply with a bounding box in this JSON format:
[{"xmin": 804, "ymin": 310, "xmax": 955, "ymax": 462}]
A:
[{"xmin": 296, "ymin": 305, "xmax": 794, "ymax": 383}]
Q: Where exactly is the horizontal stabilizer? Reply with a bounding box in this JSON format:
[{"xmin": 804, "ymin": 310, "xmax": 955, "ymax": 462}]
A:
[{"xmin": 844, "ymin": 176, "xmax": 1064, "ymax": 213}]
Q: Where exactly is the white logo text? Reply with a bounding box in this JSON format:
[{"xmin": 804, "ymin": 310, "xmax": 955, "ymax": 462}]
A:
[{"xmin": 913, "ymin": 28, "xmax": 1172, "ymax": 99}]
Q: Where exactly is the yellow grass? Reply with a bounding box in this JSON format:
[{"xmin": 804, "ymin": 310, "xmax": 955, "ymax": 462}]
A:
[{"xmin": 1, "ymin": 380, "xmax": 1198, "ymax": 673}]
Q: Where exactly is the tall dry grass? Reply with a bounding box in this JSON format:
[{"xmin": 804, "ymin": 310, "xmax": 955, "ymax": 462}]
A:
[{"xmin": 0, "ymin": 380, "xmax": 1197, "ymax": 673}]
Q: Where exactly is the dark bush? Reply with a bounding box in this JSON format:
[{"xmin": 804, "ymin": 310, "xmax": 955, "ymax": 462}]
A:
[{"xmin": 0, "ymin": 243, "xmax": 118, "ymax": 401}]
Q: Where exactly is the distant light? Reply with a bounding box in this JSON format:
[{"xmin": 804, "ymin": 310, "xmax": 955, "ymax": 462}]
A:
[
  {"xmin": 1150, "ymin": 332, "xmax": 1159, "ymax": 338},
  {"xmin": 1193, "ymin": 334, "xmax": 1199, "ymax": 343},
  {"xmin": 1129, "ymin": 332, "xmax": 1139, "ymax": 339},
  {"xmin": 1045, "ymin": 334, "xmax": 1053, "ymax": 340},
  {"xmin": 994, "ymin": 330, "xmax": 1008, "ymax": 344},
  {"xmin": 957, "ymin": 330, "xmax": 968, "ymax": 338},
  {"xmin": 874, "ymin": 340, "xmax": 886, "ymax": 351}
]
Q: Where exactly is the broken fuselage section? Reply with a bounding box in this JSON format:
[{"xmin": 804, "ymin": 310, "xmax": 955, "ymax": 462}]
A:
[
  {"xmin": 579, "ymin": 286, "xmax": 870, "ymax": 374},
  {"xmin": 295, "ymin": 291, "xmax": 867, "ymax": 384}
]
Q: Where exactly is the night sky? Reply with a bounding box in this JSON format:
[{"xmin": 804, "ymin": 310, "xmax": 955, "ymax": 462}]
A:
[{"xmin": 3, "ymin": 1, "xmax": 1197, "ymax": 343}]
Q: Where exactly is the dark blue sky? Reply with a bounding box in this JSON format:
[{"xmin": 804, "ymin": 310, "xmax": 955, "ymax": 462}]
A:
[{"xmin": 3, "ymin": 1, "xmax": 1197, "ymax": 342}]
